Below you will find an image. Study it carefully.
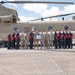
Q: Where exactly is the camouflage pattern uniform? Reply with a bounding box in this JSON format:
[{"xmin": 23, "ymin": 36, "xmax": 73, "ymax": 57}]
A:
[
  {"xmin": 25, "ymin": 33, "xmax": 29, "ymax": 49},
  {"xmin": 20, "ymin": 32, "xmax": 25, "ymax": 49},
  {"xmin": 44, "ymin": 31, "xmax": 50, "ymax": 49},
  {"xmin": 40, "ymin": 32, "xmax": 45, "ymax": 49},
  {"xmin": 49, "ymin": 30, "xmax": 54, "ymax": 49},
  {"xmin": 33, "ymin": 31, "xmax": 36, "ymax": 49},
  {"xmin": 34, "ymin": 30, "xmax": 39, "ymax": 49}
]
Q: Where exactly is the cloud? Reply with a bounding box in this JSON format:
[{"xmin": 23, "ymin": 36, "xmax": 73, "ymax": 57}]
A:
[
  {"xmin": 41, "ymin": 6, "xmax": 61, "ymax": 17},
  {"xmin": 18, "ymin": 16, "xmax": 35, "ymax": 22},
  {"xmin": 23, "ymin": 2, "xmax": 75, "ymax": 20},
  {"xmin": 40, "ymin": 5, "xmax": 75, "ymax": 18},
  {"xmin": 8, "ymin": 0, "xmax": 17, "ymax": 7},
  {"xmin": 23, "ymin": 3, "xmax": 48, "ymax": 13},
  {"xmin": 63, "ymin": 5, "xmax": 75, "ymax": 13}
]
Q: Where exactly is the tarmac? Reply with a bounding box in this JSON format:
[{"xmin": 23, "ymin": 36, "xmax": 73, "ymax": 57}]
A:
[{"xmin": 0, "ymin": 48, "xmax": 75, "ymax": 75}]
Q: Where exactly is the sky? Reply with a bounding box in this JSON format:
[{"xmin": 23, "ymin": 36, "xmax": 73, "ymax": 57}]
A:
[{"xmin": 0, "ymin": 0, "xmax": 75, "ymax": 22}]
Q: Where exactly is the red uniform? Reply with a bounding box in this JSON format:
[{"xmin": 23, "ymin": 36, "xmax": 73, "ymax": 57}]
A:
[
  {"xmin": 7, "ymin": 34, "xmax": 11, "ymax": 49},
  {"xmin": 11, "ymin": 33, "xmax": 15, "ymax": 49},
  {"xmin": 54, "ymin": 32, "xmax": 58, "ymax": 49}
]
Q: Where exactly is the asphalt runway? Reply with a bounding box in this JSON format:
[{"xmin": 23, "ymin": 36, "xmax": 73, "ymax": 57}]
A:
[{"xmin": 0, "ymin": 48, "xmax": 75, "ymax": 75}]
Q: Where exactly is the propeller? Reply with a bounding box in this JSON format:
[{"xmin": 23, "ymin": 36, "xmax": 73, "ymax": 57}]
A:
[
  {"xmin": 30, "ymin": 13, "xmax": 75, "ymax": 21},
  {"xmin": 0, "ymin": 1, "xmax": 74, "ymax": 4}
]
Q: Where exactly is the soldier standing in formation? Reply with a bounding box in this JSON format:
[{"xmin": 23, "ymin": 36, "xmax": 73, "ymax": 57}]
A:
[
  {"xmin": 69, "ymin": 31, "xmax": 73, "ymax": 48},
  {"xmin": 49, "ymin": 30, "xmax": 54, "ymax": 49},
  {"xmin": 34, "ymin": 30, "xmax": 39, "ymax": 49},
  {"xmin": 66, "ymin": 31, "xmax": 73, "ymax": 49},
  {"xmin": 58, "ymin": 31, "xmax": 63, "ymax": 49},
  {"xmin": 7, "ymin": 32, "xmax": 11, "ymax": 49},
  {"xmin": 11, "ymin": 31, "xmax": 15, "ymax": 49},
  {"xmin": 15, "ymin": 30, "xmax": 20, "ymax": 49},
  {"xmin": 66, "ymin": 31, "xmax": 70, "ymax": 48},
  {"xmin": 63, "ymin": 31, "xmax": 67, "ymax": 49},
  {"xmin": 25, "ymin": 33, "xmax": 29, "ymax": 49},
  {"xmin": 40, "ymin": 32, "xmax": 45, "ymax": 49},
  {"xmin": 44, "ymin": 30, "xmax": 50, "ymax": 49},
  {"xmin": 54, "ymin": 30, "xmax": 59, "ymax": 49},
  {"xmin": 65, "ymin": 31, "xmax": 68, "ymax": 48},
  {"xmin": 33, "ymin": 31, "xmax": 36, "ymax": 49},
  {"xmin": 29, "ymin": 30, "xmax": 34, "ymax": 49},
  {"xmin": 20, "ymin": 31, "xmax": 25, "ymax": 49}
]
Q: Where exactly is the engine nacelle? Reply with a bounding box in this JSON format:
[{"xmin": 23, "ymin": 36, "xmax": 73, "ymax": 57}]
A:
[{"xmin": 0, "ymin": 14, "xmax": 17, "ymax": 23}]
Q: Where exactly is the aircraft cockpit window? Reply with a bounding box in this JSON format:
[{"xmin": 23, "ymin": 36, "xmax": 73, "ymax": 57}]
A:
[
  {"xmin": 13, "ymin": 27, "xmax": 18, "ymax": 32},
  {"xmin": 16, "ymin": 12, "xmax": 18, "ymax": 17},
  {"xmin": 12, "ymin": 15, "xmax": 16, "ymax": 23},
  {"xmin": 64, "ymin": 25, "xmax": 69, "ymax": 30},
  {"xmin": 13, "ymin": 27, "xmax": 18, "ymax": 31},
  {"xmin": 48, "ymin": 26, "xmax": 53, "ymax": 31}
]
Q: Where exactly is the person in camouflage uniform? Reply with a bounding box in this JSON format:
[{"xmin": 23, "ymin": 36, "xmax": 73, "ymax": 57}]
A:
[
  {"xmin": 40, "ymin": 32, "xmax": 45, "ymax": 49},
  {"xmin": 44, "ymin": 30, "xmax": 50, "ymax": 49},
  {"xmin": 34, "ymin": 30, "xmax": 39, "ymax": 49},
  {"xmin": 49, "ymin": 30, "xmax": 54, "ymax": 49},
  {"xmin": 25, "ymin": 32, "xmax": 29, "ymax": 49},
  {"xmin": 20, "ymin": 31, "xmax": 25, "ymax": 49}
]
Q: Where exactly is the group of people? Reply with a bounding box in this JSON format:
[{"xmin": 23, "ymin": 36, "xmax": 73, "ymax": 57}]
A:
[
  {"xmin": 7, "ymin": 30, "xmax": 20, "ymax": 49},
  {"xmin": 7, "ymin": 29, "xmax": 73, "ymax": 50},
  {"xmin": 54, "ymin": 30, "xmax": 73, "ymax": 49}
]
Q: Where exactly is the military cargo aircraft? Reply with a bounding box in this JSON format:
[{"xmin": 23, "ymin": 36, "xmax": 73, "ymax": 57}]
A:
[{"xmin": 0, "ymin": 1, "xmax": 75, "ymax": 47}]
